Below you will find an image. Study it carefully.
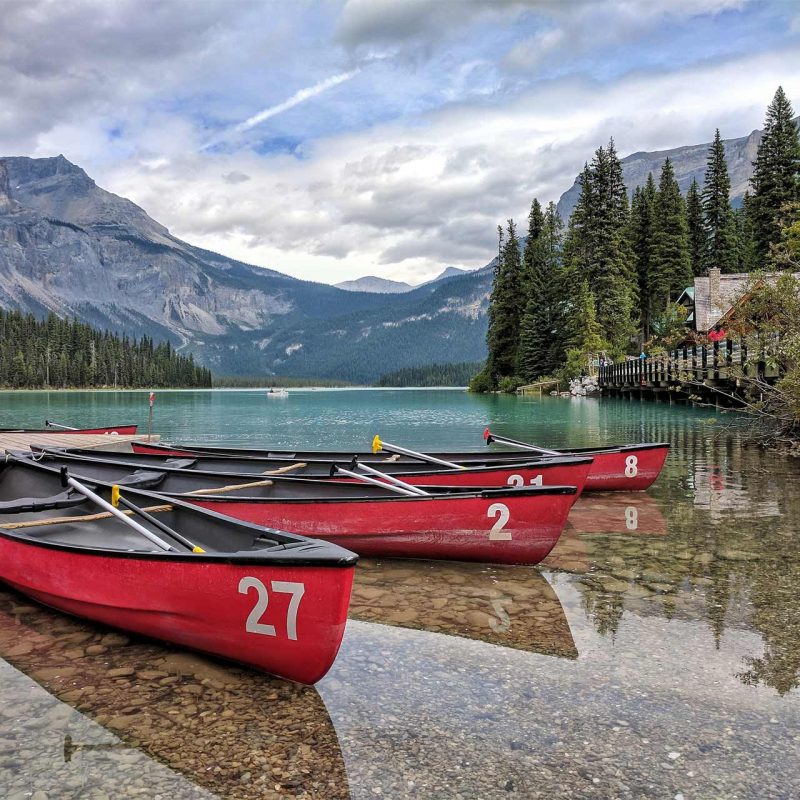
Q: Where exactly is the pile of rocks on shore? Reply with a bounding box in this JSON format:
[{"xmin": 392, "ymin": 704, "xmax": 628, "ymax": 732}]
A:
[{"xmin": 549, "ymin": 375, "xmax": 601, "ymax": 397}]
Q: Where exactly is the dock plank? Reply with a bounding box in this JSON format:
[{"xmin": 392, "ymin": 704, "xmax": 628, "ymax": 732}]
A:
[{"xmin": 0, "ymin": 433, "xmax": 159, "ymax": 454}]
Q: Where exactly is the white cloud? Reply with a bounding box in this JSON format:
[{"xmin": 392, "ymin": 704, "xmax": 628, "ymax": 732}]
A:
[
  {"xmin": 99, "ymin": 46, "xmax": 800, "ymax": 285},
  {"xmin": 1, "ymin": 0, "xmax": 796, "ymax": 287}
]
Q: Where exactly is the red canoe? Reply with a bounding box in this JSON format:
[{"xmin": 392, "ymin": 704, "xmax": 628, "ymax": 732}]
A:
[
  {"xmin": 128, "ymin": 439, "xmax": 668, "ymax": 491},
  {"xmin": 10, "ymin": 453, "xmax": 577, "ymax": 565},
  {"xmin": 0, "ymin": 460, "xmax": 357, "ymax": 684},
  {"xmin": 180, "ymin": 486, "xmax": 576, "ymax": 565},
  {"xmin": 39, "ymin": 446, "xmax": 593, "ymax": 494},
  {"xmin": 483, "ymin": 431, "xmax": 670, "ymax": 491}
]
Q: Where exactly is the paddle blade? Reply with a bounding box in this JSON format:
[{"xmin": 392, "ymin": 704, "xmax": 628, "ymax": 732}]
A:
[
  {"xmin": 192, "ymin": 546, "xmax": 206, "ymax": 554},
  {"xmin": 111, "ymin": 485, "xmax": 120, "ymax": 508},
  {"xmin": 372, "ymin": 435, "xmax": 383, "ymax": 454},
  {"xmin": 483, "ymin": 427, "xmax": 490, "ymax": 441}
]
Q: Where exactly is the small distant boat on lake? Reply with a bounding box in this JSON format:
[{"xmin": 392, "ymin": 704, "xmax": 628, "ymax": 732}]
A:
[
  {"xmin": 0, "ymin": 421, "xmax": 138, "ymax": 436},
  {"xmin": 0, "ymin": 457, "xmax": 357, "ymax": 683},
  {"xmin": 267, "ymin": 388, "xmax": 289, "ymax": 398}
]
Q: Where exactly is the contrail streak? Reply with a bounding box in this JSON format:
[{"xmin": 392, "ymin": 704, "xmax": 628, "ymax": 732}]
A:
[{"xmin": 234, "ymin": 69, "xmax": 359, "ymax": 133}]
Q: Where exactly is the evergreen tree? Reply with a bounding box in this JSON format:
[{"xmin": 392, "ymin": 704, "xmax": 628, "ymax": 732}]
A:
[
  {"xmin": 0, "ymin": 309, "xmax": 212, "ymax": 389},
  {"xmin": 748, "ymin": 87, "xmax": 800, "ymax": 263},
  {"xmin": 484, "ymin": 220, "xmax": 524, "ymax": 382},
  {"xmin": 563, "ymin": 140, "xmax": 636, "ymax": 351},
  {"xmin": 651, "ymin": 158, "xmax": 692, "ymax": 315},
  {"xmin": 702, "ymin": 129, "xmax": 737, "ymax": 272},
  {"xmin": 629, "ymin": 174, "xmax": 658, "ymax": 336},
  {"xmin": 518, "ymin": 200, "xmax": 564, "ymax": 379},
  {"xmin": 686, "ymin": 178, "xmax": 706, "ymax": 276}
]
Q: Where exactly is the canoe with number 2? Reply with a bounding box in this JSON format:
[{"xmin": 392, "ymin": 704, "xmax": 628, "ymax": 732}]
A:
[{"xmin": 9, "ymin": 453, "xmax": 577, "ymax": 566}]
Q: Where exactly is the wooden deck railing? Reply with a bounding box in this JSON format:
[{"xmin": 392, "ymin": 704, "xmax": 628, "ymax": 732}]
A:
[{"xmin": 598, "ymin": 335, "xmax": 780, "ymax": 389}]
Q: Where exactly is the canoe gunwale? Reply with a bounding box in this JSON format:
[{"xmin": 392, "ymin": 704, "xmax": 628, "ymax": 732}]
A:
[{"xmin": 0, "ymin": 527, "xmax": 359, "ymax": 566}]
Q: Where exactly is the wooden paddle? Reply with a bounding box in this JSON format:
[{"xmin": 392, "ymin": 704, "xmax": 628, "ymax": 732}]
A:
[
  {"xmin": 330, "ymin": 460, "xmax": 429, "ymax": 497},
  {"xmin": 483, "ymin": 428, "xmax": 560, "ymax": 456},
  {"xmin": 372, "ymin": 435, "xmax": 464, "ymax": 469}
]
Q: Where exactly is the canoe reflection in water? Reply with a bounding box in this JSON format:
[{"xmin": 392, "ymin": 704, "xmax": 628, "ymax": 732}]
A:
[
  {"xmin": 566, "ymin": 493, "xmax": 668, "ymax": 537},
  {"xmin": 0, "ymin": 589, "xmax": 350, "ymax": 800},
  {"xmin": 350, "ymin": 560, "xmax": 577, "ymax": 660},
  {"xmin": 543, "ymin": 494, "xmax": 667, "ymax": 573}
]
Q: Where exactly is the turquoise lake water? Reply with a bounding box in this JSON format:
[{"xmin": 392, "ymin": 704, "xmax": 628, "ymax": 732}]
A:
[
  {"xmin": 0, "ymin": 386, "xmax": 726, "ymax": 451},
  {"xmin": 1, "ymin": 389, "xmax": 799, "ymax": 799}
]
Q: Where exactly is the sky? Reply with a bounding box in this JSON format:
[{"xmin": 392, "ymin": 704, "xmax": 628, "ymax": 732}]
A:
[{"xmin": 1, "ymin": 0, "xmax": 799, "ymax": 286}]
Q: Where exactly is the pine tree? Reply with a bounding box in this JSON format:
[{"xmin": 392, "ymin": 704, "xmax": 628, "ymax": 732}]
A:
[
  {"xmin": 629, "ymin": 174, "xmax": 657, "ymax": 336},
  {"xmin": 563, "ymin": 140, "xmax": 636, "ymax": 351},
  {"xmin": 748, "ymin": 87, "xmax": 800, "ymax": 263},
  {"xmin": 702, "ymin": 129, "xmax": 737, "ymax": 273},
  {"xmin": 485, "ymin": 220, "xmax": 524, "ymax": 381},
  {"xmin": 651, "ymin": 158, "xmax": 692, "ymax": 315},
  {"xmin": 518, "ymin": 200, "xmax": 564, "ymax": 379},
  {"xmin": 685, "ymin": 178, "xmax": 706, "ymax": 276}
]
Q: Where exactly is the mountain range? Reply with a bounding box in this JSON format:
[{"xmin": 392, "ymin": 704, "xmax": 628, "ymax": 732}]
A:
[
  {"xmin": 0, "ymin": 119, "xmax": 777, "ymax": 381},
  {"xmin": 556, "ymin": 117, "xmax": 799, "ymax": 221},
  {"xmin": 0, "ymin": 156, "xmax": 490, "ymax": 382},
  {"xmin": 334, "ymin": 267, "xmax": 471, "ymax": 294}
]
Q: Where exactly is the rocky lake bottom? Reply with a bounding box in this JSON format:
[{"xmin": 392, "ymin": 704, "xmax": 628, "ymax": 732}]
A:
[{"xmin": 1, "ymin": 389, "xmax": 799, "ymax": 798}]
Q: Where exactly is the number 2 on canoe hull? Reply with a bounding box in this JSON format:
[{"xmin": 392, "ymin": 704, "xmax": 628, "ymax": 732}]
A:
[
  {"xmin": 487, "ymin": 502, "xmax": 512, "ymax": 541},
  {"xmin": 238, "ymin": 577, "xmax": 305, "ymax": 641}
]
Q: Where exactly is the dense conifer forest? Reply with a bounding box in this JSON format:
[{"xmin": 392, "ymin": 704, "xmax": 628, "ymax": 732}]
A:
[
  {"xmin": 473, "ymin": 87, "xmax": 800, "ymax": 392},
  {"xmin": 376, "ymin": 361, "xmax": 482, "ymax": 387},
  {"xmin": 0, "ymin": 310, "xmax": 212, "ymax": 389}
]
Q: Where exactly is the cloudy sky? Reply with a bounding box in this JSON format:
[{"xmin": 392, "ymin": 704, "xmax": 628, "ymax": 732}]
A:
[{"xmin": 2, "ymin": 0, "xmax": 799, "ymax": 285}]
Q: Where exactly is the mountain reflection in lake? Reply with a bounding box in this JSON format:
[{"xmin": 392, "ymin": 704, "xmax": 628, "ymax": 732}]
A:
[{"xmin": 2, "ymin": 391, "xmax": 800, "ymax": 798}]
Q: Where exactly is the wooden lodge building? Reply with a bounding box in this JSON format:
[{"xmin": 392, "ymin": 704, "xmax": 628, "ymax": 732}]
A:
[{"xmin": 599, "ymin": 268, "xmax": 798, "ymax": 403}]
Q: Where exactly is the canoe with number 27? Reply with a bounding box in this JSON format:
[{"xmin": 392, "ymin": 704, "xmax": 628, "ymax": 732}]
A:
[{"xmin": 0, "ymin": 457, "xmax": 357, "ymax": 684}]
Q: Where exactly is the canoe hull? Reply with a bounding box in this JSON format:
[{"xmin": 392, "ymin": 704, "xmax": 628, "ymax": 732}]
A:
[
  {"xmin": 129, "ymin": 442, "xmax": 669, "ymax": 490},
  {"xmin": 2, "ymin": 425, "xmax": 139, "ymax": 435},
  {"xmin": 184, "ymin": 491, "xmax": 573, "ymax": 565},
  {"xmin": 583, "ymin": 445, "xmax": 669, "ymax": 491},
  {"xmin": 0, "ymin": 536, "xmax": 353, "ymax": 684},
  {"xmin": 339, "ymin": 460, "xmax": 592, "ymax": 495}
]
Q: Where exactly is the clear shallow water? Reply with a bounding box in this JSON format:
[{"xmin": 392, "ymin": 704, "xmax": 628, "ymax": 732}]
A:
[{"xmin": 1, "ymin": 390, "xmax": 799, "ymax": 799}]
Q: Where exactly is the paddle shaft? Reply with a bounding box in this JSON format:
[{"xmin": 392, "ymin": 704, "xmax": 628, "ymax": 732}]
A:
[
  {"xmin": 114, "ymin": 494, "xmax": 202, "ymax": 553},
  {"xmin": 45, "ymin": 421, "xmax": 78, "ymax": 431},
  {"xmin": 355, "ymin": 462, "xmax": 429, "ymax": 496},
  {"xmin": 332, "ymin": 465, "xmax": 422, "ymax": 497},
  {"xmin": 64, "ymin": 476, "xmax": 175, "ymax": 551},
  {"xmin": 377, "ymin": 440, "xmax": 462, "ymax": 469},
  {"xmin": 485, "ymin": 432, "xmax": 560, "ymax": 456}
]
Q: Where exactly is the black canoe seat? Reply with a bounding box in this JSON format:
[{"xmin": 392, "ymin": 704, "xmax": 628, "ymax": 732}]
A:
[
  {"xmin": 0, "ymin": 491, "xmax": 89, "ymax": 514},
  {"xmin": 163, "ymin": 458, "xmax": 198, "ymax": 470},
  {"xmin": 114, "ymin": 470, "xmax": 167, "ymax": 490}
]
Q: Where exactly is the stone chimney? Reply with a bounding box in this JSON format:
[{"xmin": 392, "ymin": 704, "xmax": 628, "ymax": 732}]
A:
[{"xmin": 708, "ymin": 267, "xmax": 721, "ymax": 313}]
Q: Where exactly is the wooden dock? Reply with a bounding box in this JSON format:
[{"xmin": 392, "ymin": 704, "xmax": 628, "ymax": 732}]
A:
[
  {"xmin": 0, "ymin": 432, "xmax": 159, "ymax": 454},
  {"xmin": 517, "ymin": 379, "xmax": 560, "ymax": 396},
  {"xmin": 598, "ymin": 336, "xmax": 779, "ymax": 405}
]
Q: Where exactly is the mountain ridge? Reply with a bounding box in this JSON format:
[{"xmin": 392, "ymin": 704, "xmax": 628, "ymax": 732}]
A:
[
  {"xmin": 0, "ymin": 155, "xmax": 492, "ymax": 381},
  {"xmin": 555, "ymin": 117, "xmax": 799, "ymax": 220}
]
